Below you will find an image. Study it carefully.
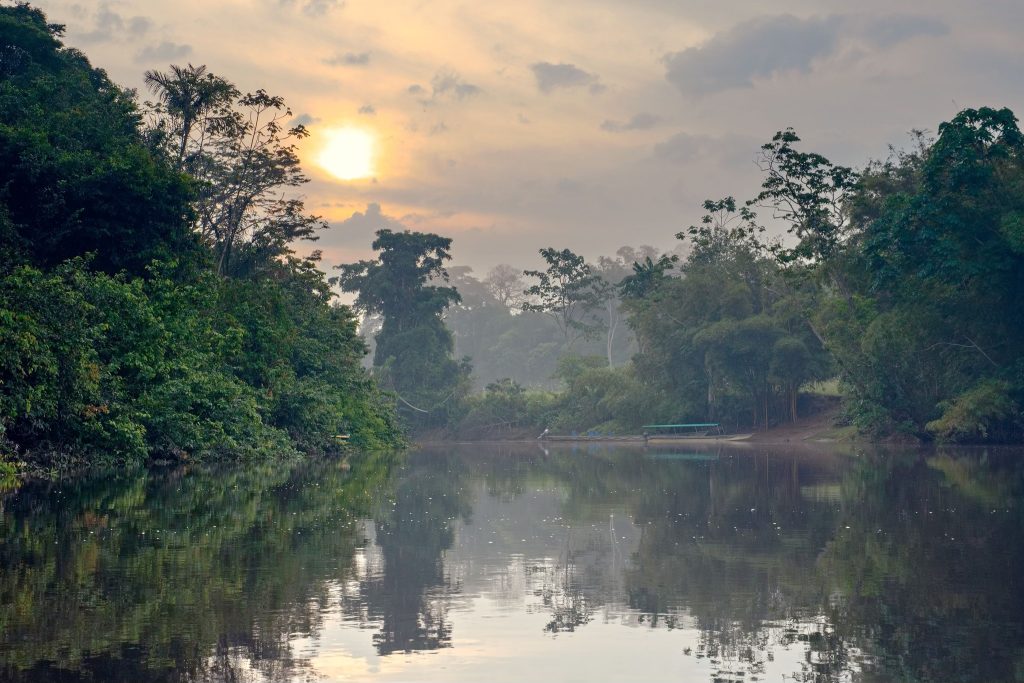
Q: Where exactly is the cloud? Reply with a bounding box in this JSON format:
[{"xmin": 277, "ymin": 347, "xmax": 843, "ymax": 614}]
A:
[
  {"xmin": 290, "ymin": 113, "xmax": 321, "ymax": 127},
  {"xmin": 332, "ymin": 203, "xmax": 409, "ymax": 248},
  {"xmin": 653, "ymin": 132, "xmax": 715, "ymax": 163},
  {"xmin": 127, "ymin": 17, "xmax": 152, "ymax": 37},
  {"xmin": 530, "ymin": 62, "xmax": 603, "ymax": 94},
  {"xmin": 862, "ymin": 15, "xmax": 949, "ymax": 48},
  {"xmin": 406, "ymin": 84, "xmax": 425, "ymax": 95},
  {"xmin": 77, "ymin": 5, "xmax": 124, "ymax": 43},
  {"xmin": 601, "ymin": 112, "xmax": 662, "ymax": 132},
  {"xmin": 135, "ymin": 41, "xmax": 193, "ymax": 64},
  {"xmin": 303, "ymin": 0, "xmax": 341, "ymax": 16},
  {"xmin": 325, "ymin": 51, "xmax": 370, "ymax": 66},
  {"xmin": 76, "ymin": 3, "xmax": 151, "ymax": 44},
  {"xmin": 358, "ymin": 104, "xmax": 376, "ymax": 115},
  {"xmin": 278, "ymin": 0, "xmax": 343, "ymax": 17},
  {"xmin": 663, "ymin": 13, "xmax": 949, "ymax": 95},
  {"xmin": 652, "ymin": 131, "xmax": 759, "ymax": 167},
  {"xmin": 664, "ymin": 15, "xmax": 844, "ymax": 95},
  {"xmin": 430, "ymin": 69, "xmax": 481, "ymax": 100}
]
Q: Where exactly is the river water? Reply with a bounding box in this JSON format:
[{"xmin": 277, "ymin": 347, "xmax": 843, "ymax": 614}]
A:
[{"xmin": 1, "ymin": 443, "xmax": 1023, "ymax": 682}]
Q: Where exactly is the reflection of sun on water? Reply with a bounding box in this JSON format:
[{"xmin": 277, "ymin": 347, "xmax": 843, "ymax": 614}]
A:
[{"xmin": 318, "ymin": 128, "xmax": 374, "ymax": 180}]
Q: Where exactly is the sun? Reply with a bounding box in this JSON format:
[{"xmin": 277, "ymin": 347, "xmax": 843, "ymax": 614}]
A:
[{"xmin": 318, "ymin": 128, "xmax": 375, "ymax": 181}]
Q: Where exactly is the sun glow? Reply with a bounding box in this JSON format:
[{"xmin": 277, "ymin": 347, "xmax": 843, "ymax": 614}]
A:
[{"xmin": 318, "ymin": 128, "xmax": 375, "ymax": 181}]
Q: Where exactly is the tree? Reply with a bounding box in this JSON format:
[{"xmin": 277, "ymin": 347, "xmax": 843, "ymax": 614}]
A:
[
  {"xmin": 522, "ymin": 248, "xmax": 602, "ymax": 346},
  {"xmin": 145, "ymin": 66, "xmax": 325, "ymax": 276},
  {"xmin": 753, "ymin": 129, "xmax": 859, "ymax": 270},
  {"xmin": 841, "ymin": 107, "xmax": 1024, "ymax": 438},
  {"xmin": 619, "ymin": 254, "xmax": 677, "ymax": 300},
  {"xmin": 336, "ymin": 230, "xmax": 470, "ymax": 426},
  {"xmin": 143, "ymin": 63, "xmax": 237, "ymax": 170},
  {"xmin": 482, "ymin": 264, "xmax": 526, "ymax": 310},
  {"xmin": 441, "ymin": 266, "xmax": 510, "ymax": 373},
  {"xmin": 620, "ymin": 197, "xmax": 830, "ymax": 430},
  {"xmin": 592, "ymin": 255, "xmax": 640, "ymax": 367}
]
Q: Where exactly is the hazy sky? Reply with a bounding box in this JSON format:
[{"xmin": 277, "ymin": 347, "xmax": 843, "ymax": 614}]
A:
[{"xmin": 31, "ymin": 0, "xmax": 1024, "ymax": 273}]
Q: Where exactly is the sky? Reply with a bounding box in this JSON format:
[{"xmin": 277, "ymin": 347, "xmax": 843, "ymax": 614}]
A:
[{"xmin": 28, "ymin": 0, "xmax": 1024, "ymax": 275}]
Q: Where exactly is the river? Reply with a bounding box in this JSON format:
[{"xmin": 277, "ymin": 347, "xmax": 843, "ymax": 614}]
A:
[{"xmin": 1, "ymin": 442, "xmax": 1023, "ymax": 682}]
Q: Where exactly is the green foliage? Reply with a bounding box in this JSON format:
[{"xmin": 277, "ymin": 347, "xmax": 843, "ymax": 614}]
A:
[
  {"xmin": 144, "ymin": 64, "xmax": 326, "ymax": 276},
  {"xmin": 0, "ymin": 254, "xmax": 402, "ymax": 468},
  {"xmin": 456, "ymin": 378, "xmax": 552, "ymax": 436},
  {"xmin": 523, "ymin": 247, "xmax": 604, "ymax": 345},
  {"xmin": 809, "ymin": 107, "xmax": 1024, "ymax": 439},
  {"xmin": 549, "ymin": 356, "xmax": 670, "ymax": 433},
  {"xmin": 624, "ymin": 199, "xmax": 832, "ymax": 431},
  {"xmin": 337, "ymin": 229, "xmax": 470, "ymax": 429},
  {"xmin": 0, "ymin": 6, "xmax": 402, "ymax": 470},
  {"xmin": 926, "ymin": 380, "xmax": 1020, "ymax": 443},
  {"xmin": 618, "ymin": 253, "xmax": 677, "ymax": 300},
  {"xmin": 0, "ymin": 5, "xmax": 198, "ymax": 275},
  {"xmin": 753, "ymin": 129, "xmax": 859, "ymax": 266},
  {"xmin": 1, "ymin": 261, "xmax": 279, "ymax": 466},
  {"xmin": 217, "ymin": 255, "xmax": 401, "ymax": 451},
  {"xmin": 451, "ymin": 357, "xmax": 675, "ymax": 437}
]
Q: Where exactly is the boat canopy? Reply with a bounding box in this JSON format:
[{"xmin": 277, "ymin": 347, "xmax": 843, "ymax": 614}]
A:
[{"xmin": 642, "ymin": 423, "xmax": 719, "ymax": 429}]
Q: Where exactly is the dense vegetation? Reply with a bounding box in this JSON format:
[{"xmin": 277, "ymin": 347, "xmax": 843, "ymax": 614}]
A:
[
  {"xmin": 397, "ymin": 111, "xmax": 1024, "ymax": 442},
  {"xmin": 0, "ymin": 5, "xmax": 402, "ymax": 475}
]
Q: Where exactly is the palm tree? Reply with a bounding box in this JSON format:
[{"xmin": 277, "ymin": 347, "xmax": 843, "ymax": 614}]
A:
[{"xmin": 144, "ymin": 63, "xmax": 237, "ymax": 169}]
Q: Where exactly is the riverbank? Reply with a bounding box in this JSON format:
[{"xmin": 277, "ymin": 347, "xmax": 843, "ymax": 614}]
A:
[{"xmin": 421, "ymin": 399, "xmax": 854, "ymax": 447}]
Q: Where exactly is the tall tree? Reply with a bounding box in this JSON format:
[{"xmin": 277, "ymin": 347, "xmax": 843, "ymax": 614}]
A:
[
  {"xmin": 623, "ymin": 198, "xmax": 829, "ymax": 429},
  {"xmin": 0, "ymin": 6, "xmax": 403, "ymax": 468},
  {"xmin": 143, "ymin": 63, "xmax": 237, "ymax": 170},
  {"xmin": 753, "ymin": 130, "xmax": 859, "ymax": 271},
  {"xmin": 522, "ymin": 248, "xmax": 602, "ymax": 346},
  {"xmin": 336, "ymin": 230, "xmax": 470, "ymax": 426},
  {"xmin": 844, "ymin": 108, "xmax": 1024, "ymax": 439},
  {"xmin": 145, "ymin": 67, "xmax": 325, "ymax": 276},
  {"xmin": 592, "ymin": 255, "xmax": 637, "ymax": 367}
]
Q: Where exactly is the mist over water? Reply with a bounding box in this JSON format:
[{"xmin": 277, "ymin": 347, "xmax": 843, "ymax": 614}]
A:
[{"xmin": 2, "ymin": 444, "xmax": 1023, "ymax": 682}]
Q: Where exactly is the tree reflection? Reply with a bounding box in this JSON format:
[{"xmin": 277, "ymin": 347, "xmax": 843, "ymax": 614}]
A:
[
  {"xmin": 447, "ymin": 443, "xmax": 1024, "ymax": 683},
  {"xmin": 819, "ymin": 450, "xmax": 1024, "ymax": 683},
  {"xmin": 0, "ymin": 453, "xmax": 395, "ymax": 682},
  {"xmin": 538, "ymin": 536, "xmax": 594, "ymax": 634},
  {"xmin": 620, "ymin": 449, "xmax": 847, "ymax": 682},
  {"xmin": 4, "ymin": 444, "xmax": 1024, "ymax": 682},
  {"xmin": 360, "ymin": 452, "xmax": 472, "ymax": 654}
]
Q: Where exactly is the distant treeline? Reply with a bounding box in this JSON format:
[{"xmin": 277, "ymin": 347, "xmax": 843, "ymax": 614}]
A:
[
  {"xmin": 0, "ymin": 5, "xmax": 403, "ymax": 476},
  {"xmin": 350, "ymin": 111, "xmax": 1024, "ymax": 443}
]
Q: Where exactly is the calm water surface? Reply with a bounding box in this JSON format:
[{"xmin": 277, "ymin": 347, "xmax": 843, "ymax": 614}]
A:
[{"xmin": 2, "ymin": 443, "xmax": 1024, "ymax": 682}]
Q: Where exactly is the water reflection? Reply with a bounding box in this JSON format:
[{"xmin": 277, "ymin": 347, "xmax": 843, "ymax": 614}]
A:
[{"xmin": 2, "ymin": 444, "xmax": 1024, "ymax": 682}]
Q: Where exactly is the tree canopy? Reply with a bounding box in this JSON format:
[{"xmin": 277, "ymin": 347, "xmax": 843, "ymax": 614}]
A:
[{"xmin": 337, "ymin": 229, "xmax": 470, "ymax": 428}]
